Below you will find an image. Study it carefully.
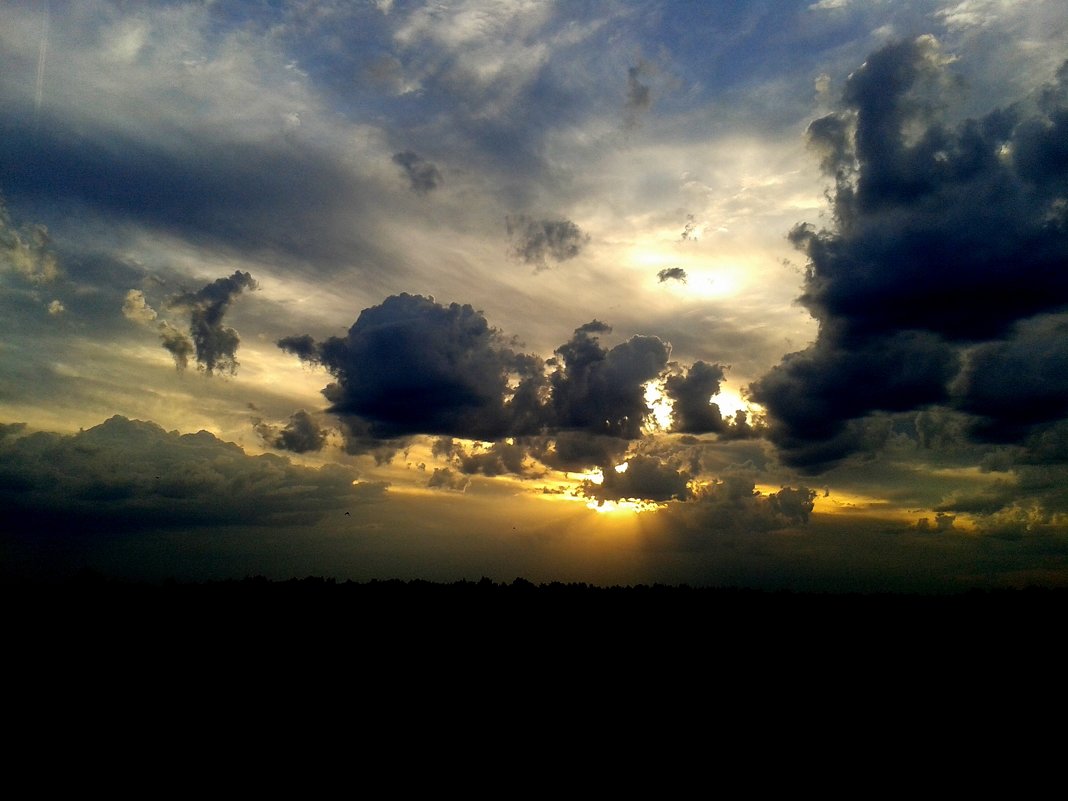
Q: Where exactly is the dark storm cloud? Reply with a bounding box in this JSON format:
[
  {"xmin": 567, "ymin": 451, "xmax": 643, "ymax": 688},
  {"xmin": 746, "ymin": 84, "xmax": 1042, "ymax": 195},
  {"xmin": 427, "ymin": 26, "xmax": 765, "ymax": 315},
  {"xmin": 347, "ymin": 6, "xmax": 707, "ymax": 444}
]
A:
[
  {"xmin": 454, "ymin": 440, "xmax": 531, "ymax": 477},
  {"xmin": 255, "ymin": 409, "xmax": 328, "ymax": 454},
  {"xmin": 665, "ymin": 361, "xmax": 726, "ymax": 434},
  {"xmin": 282, "ymin": 293, "xmax": 543, "ymax": 441},
  {"xmin": 751, "ymin": 38, "xmax": 1068, "ymax": 471},
  {"xmin": 0, "ymin": 416, "xmax": 385, "ymax": 537},
  {"xmin": 954, "ymin": 315, "xmax": 1068, "ymax": 442},
  {"xmin": 505, "ymin": 214, "xmax": 590, "ymax": 268},
  {"xmin": 392, "ymin": 151, "xmax": 443, "ymax": 194},
  {"xmin": 657, "ymin": 267, "xmax": 687, "ymax": 283},
  {"xmin": 548, "ymin": 322, "xmax": 670, "ymax": 439},
  {"xmin": 530, "ymin": 432, "xmax": 629, "ymax": 473},
  {"xmin": 170, "ymin": 271, "xmax": 258, "ymax": 375},
  {"xmin": 279, "ymin": 296, "xmax": 671, "ymax": 450},
  {"xmin": 583, "ymin": 455, "xmax": 692, "ymax": 505},
  {"xmin": 277, "ymin": 334, "xmax": 319, "ymax": 362}
]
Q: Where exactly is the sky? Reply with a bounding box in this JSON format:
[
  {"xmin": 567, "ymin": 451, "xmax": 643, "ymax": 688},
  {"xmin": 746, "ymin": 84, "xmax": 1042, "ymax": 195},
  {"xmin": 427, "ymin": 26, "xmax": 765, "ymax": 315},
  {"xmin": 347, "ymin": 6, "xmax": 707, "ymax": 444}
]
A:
[{"xmin": 2, "ymin": 0, "xmax": 1068, "ymax": 591}]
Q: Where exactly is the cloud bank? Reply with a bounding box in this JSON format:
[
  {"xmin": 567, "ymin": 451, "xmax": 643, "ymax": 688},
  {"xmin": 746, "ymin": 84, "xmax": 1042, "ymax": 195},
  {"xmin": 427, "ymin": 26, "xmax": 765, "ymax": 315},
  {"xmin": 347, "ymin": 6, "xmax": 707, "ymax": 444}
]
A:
[{"xmin": 752, "ymin": 38, "xmax": 1068, "ymax": 471}]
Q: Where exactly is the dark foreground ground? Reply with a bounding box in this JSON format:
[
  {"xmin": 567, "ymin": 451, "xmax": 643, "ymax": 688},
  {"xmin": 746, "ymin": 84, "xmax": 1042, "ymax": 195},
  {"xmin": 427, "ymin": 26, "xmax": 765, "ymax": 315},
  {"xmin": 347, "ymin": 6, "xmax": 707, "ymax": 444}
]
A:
[
  {"xmin": 9, "ymin": 572, "xmax": 1068, "ymax": 658},
  {"xmin": 8, "ymin": 573, "xmax": 1067, "ymax": 730}
]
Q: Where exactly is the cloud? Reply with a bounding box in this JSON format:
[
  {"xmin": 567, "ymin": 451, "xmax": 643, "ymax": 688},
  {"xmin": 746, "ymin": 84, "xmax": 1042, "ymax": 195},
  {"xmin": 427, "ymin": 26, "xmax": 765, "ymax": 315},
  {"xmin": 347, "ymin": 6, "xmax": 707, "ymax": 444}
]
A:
[
  {"xmin": 158, "ymin": 321, "xmax": 195, "ymax": 371},
  {"xmin": 122, "ymin": 289, "xmax": 158, "ymax": 324},
  {"xmin": 450, "ymin": 439, "xmax": 533, "ymax": 477},
  {"xmin": 279, "ymin": 295, "xmax": 671, "ymax": 451},
  {"xmin": 0, "ymin": 199, "xmax": 58, "ymax": 284},
  {"xmin": 392, "ymin": 150, "xmax": 443, "ymax": 194},
  {"xmin": 255, "ymin": 409, "xmax": 329, "ymax": 454},
  {"xmin": 0, "ymin": 422, "xmax": 27, "ymax": 439},
  {"xmin": 505, "ymin": 214, "xmax": 589, "ymax": 268},
  {"xmin": 47, "ymin": 299, "xmax": 64, "ymax": 315},
  {"xmin": 657, "ymin": 267, "xmax": 687, "ymax": 283},
  {"xmin": 281, "ymin": 293, "xmax": 542, "ymax": 441},
  {"xmin": 169, "ymin": 271, "xmax": 258, "ymax": 374},
  {"xmin": 954, "ymin": 314, "xmax": 1068, "ymax": 442},
  {"xmin": 665, "ymin": 361, "xmax": 727, "ymax": 434},
  {"xmin": 427, "ymin": 467, "xmax": 470, "ymax": 492},
  {"xmin": 548, "ymin": 321, "xmax": 670, "ymax": 439},
  {"xmin": 583, "ymin": 455, "xmax": 692, "ymax": 505},
  {"xmin": 530, "ymin": 431, "xmax": 629, "ymax": 473},
  {"xmin": 625, "ymin": 61, "xmax": 653, "ymax": 128},
  {"xmin": 0, "ymin": 415, "xmax": 385, "ymax": 537},
  {"xmin": 656, "ymin": 475, "xmax": 818, "ymax": 544},
  {"xmin": 751, "ymin": 38, "xmax": 1068, "ymax": 471},
  {"xmin": 680, "ymin": 215, "xmax": 699, "ymax": 241}
]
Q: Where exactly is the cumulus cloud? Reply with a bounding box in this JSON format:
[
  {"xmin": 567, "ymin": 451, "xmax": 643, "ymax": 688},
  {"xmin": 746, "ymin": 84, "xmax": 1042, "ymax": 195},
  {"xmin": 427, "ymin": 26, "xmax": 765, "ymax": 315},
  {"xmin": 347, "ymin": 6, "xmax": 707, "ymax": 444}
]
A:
[
  {"xmin": 122, "ymin": 289, "xmax": 158, "ymax": 324},
  {"xmin": 505, "ymin": 214, "xmax": 589, "ymax": 268},
  {"xmin": 583, "ymin": 455, "xmax": 692, "ymax": 505},
  {"xmin": 665, "ymin": 361, "xmax": 727, "ymax": 434},
  {"xmin": 278, "ymin": 295, "xmax": 673, "ymax": 454},
  {"xmin": 451, "ymin": 439, "xmax": 533, "ymax": 477},
  {"xmin": 752, "ymin": 38, "xmax": 1068, "ymax": 471},
  {"xmin": 657, "ymin": 267, "xmax": 687, "ymax": 283},
  {"xmin": 158, "ymin": 320, "xmax": 195, "ymax": 371},
  {"xmin": 427, "ymin": 467, "xmax": 470, "ymax": 492},
  {"xmin": 530, "ymin": 431, "xmax": 629, "ymax": 473},
  {"xmin": 657, "ymin": 475, "xmax": 818, "ymax": 543},
  {"xmin": 0, "ymin": 199, "xmax": 57, "ymax": 284},
  {"xmin": 392, "ymin": 150, "xmax": 443, "ymax": 193},
  {"xmin": 0, "ymin": 422, "xmax": 27, "ymax": 439},
  {"xmin": 0, "ymin": 415, "xmax": 385, "ymax": 537},
  {"xmin": 170, "ymin": 271, "xmax": 258, "ymax": 374},
  {"xmin": 254, "ymin": 409, "xmax": 329, "ymax": 454},
  {"xmin": 548, "ymin": 321, "xmax": 670, "ymax": 439},
  {"xmin": 279, "ymin": 293, "xmax": 544, "ymax": 442}
]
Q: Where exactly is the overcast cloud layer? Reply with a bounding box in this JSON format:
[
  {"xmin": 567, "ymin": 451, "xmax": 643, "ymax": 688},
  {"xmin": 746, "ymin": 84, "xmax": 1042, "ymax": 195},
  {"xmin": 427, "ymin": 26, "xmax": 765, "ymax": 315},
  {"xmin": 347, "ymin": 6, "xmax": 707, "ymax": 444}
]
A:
[{"xmin": 3, "ymin": 1, "xmax": 1068, "ymax": 590}]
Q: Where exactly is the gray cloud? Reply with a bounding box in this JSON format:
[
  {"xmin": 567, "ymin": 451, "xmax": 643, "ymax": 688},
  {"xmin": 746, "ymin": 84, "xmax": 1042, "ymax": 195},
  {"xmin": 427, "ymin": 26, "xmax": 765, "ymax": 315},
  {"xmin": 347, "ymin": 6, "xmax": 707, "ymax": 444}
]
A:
[
  {"xmin": 583, "ymin": 455, "xmax": 692, "ymax": 505},
  {"xmin": 530, "ymin": 431, "xmax": 629, "ymax": 473},
  {"xmin": 427, "ymin": 467, "xmax": 470, "ymax": 492},
  {"xmin": 282, "ymin": 293, "xmax": 542, "ymax": 441},
  {"xmin": 280, "ymin": 296, "xmax": 672, "ymax": 449},
  {"xmin": 625, "ymin": 61, "xmax": 653, "ymax": 128},
  {"xmin": 122, "ymin": 289, "xmax": 157, "ymax": 324},
  {"xmin": 506, "ymin": 214, "xmax": 589, "ymax": 268},
  {"xmin": 752, "ymin": 39, "xmax": 1068, "ymax": 471},
  {"xmin": 657, "ymin": 267, "xmax": 687, "ymax": 283},
  {"xmin": 255, "ymin": 409, "xmax": 328, "ymax": 454},
  {"xmin": 1, "ymin": 198, "xmax": 58, "ymax": 284},
  {"xmin": 392, "ymin": 150, "xmax": 443, "ymax": 194},
  {"xmin": 665, "ymin": 361, "xmax": 726, "ymax": 434},
  {"xmin": 158, "ymin": 321, "xmax": 195, "ymax": 371},
  {"xmin": 0, "ymin": 422, "xmax": 27, "ymax": 439},
  {"xmin": 170, "ymin": 271, "xmax": 258, "ymax": 375},
  {"xmin": 548, "ymin": 321, "xmax": 670, "ymax": 439},
  {"xmin": 454, "ymin": 440, "xmax": 532, "ymax": 477},
  {"xmin": 656, "ymin": 474, "xmax": 817, "ymax": 545},
  {"xmin": 0, "ymin": 415, "xmax": 385, "ymax": 538}
]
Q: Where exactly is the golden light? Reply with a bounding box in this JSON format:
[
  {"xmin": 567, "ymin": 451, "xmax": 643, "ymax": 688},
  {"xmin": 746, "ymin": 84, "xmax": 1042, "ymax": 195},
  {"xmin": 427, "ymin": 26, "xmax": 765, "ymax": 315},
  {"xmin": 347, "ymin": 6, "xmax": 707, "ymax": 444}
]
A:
[
  {"xmin": 643, "ymin": 380, "xmax": 673, "ymax": 432},
  {"xmin": 586, "ymin": 498, "xmax": 663, "ymax": 514}
]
